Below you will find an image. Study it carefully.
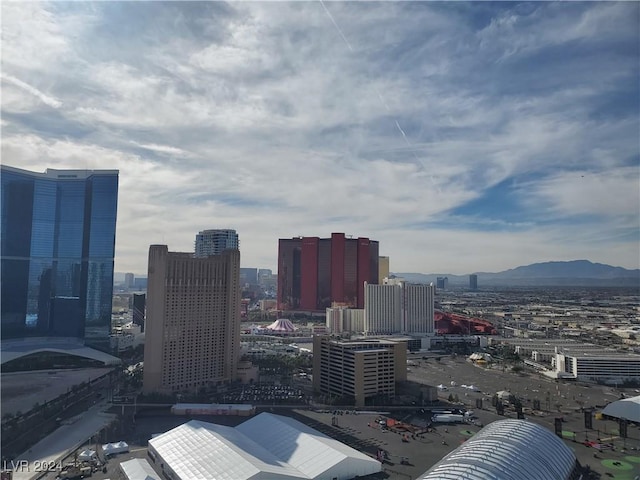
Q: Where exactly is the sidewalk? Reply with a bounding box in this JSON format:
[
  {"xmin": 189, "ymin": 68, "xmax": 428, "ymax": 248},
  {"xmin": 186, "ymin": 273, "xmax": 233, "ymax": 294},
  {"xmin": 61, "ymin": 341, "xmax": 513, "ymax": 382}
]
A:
[{"xmin": 11, "ymin": 402, "xmax": 116, "ymax": 480}]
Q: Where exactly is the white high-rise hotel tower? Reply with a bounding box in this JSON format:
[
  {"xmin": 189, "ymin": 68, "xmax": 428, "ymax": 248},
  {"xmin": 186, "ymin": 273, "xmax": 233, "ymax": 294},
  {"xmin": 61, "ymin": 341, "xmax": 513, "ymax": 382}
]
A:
[{"xmin": 364, "ymin": 278, "xmax": 434, "ymax": 335}]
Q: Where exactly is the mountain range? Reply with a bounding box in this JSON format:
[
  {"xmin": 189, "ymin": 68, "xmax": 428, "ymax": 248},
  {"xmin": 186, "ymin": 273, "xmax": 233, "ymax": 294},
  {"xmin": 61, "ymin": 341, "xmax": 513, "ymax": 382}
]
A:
[{"xmin": 394, "ymin": 260, "xmax": 640, "ymax": 287}]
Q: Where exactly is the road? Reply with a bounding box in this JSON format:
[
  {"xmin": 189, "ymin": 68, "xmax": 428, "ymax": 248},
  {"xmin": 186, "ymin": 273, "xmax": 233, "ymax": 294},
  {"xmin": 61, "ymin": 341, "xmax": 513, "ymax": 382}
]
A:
[{"xmin": 10, "ymin": 401, "xmax": 116, "ymax": 480}]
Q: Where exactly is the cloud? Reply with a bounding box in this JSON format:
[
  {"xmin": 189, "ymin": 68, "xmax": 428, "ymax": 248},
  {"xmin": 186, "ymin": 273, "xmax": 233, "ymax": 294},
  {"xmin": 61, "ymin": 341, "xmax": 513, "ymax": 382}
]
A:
[
  {"xmin": 1, "ymin": 73, "xmax": 62, "ymax": 109},
  {"xmin": 1, "ymin": 1, "xmax": 638, "ymax": 274},
  {"xmin": 525, "ymin": 167, "xmax": 640, "ymax": 221},
  {"xmin": 129, "ymin": 141, "xmax": 193, "ymax": 157}
]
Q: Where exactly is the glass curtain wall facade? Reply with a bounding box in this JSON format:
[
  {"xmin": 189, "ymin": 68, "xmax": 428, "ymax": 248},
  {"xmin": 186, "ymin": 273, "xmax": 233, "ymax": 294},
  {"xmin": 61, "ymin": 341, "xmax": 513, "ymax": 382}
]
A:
[
  {"xmin": 194, "ymin": 229, "xmax": 239, "ymax": 257},
  {"xmin": 1, "ymin": 165, "xmax": 119, "ymax": 351}
]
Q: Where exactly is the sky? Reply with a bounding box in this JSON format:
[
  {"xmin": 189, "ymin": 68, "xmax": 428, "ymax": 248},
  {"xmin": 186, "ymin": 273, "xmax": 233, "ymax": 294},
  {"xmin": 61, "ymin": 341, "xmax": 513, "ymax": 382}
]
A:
[{"xmin": 2, "ymin": 1, "xmax": 639, "ymax": 276}]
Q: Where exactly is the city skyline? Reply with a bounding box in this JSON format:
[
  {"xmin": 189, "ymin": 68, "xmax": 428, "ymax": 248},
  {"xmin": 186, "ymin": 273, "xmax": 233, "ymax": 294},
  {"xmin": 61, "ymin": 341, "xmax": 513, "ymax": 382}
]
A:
[{"xmin": 2, "ymin": 2, "xmax": 638, "ymax": 275}]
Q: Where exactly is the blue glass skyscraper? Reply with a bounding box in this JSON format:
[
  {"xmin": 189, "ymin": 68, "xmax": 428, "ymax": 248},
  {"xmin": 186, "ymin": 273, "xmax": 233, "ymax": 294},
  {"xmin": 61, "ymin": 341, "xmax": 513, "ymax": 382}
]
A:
[{"xmin": 1, "ymin": 165, "xmax": 119, "ymax": 351}]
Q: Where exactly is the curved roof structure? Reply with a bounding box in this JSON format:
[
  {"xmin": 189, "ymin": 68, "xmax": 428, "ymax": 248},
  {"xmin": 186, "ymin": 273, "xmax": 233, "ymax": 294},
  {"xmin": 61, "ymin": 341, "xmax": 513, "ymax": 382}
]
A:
[
  {"xmin": 418, "ymin": 420, "xmax": 577, "ymax": 480},
  {"xmin": 1, "ymin": 337, "xmax": 121, "ymax": 366},
  {"xmin": 602, "ymin": 396, "xmax": 640, "ymax": 423},
  {"xmin": 149, "ymin": 413, "xmax": 381, "ymax": 480},
  {"xmin": 267, "ymin": 318, "xmax": 296, "ymax": 332}
]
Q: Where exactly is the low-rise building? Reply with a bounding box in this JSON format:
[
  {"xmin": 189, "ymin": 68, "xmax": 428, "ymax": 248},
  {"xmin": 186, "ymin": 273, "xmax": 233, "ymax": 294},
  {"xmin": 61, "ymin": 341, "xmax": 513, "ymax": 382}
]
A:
[{"xmin": 554, "ymin": 351, "xmax": 640, "ymax": 384}]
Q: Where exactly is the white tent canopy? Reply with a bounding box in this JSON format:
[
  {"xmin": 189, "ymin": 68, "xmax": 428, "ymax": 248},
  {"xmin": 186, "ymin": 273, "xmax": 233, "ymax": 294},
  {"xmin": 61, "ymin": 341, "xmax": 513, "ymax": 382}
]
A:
[
  {"xmin": 120, "ymin": 458, "xmax": 160, "ymax": 480},
  {"xmin": 602, "ymin": 396, "xmax": 640, "ymax": 423},
  {"xmin": 102, "ymin": 441, "xmax": 129, "ymax": 455},
  {"xmin": 149, "ymin": 413, "xmax": 381, "ymax": 480},
  {"xmin": 496, "ymin": 390, "xmax": 511, "ymax": 400},
  {"xmin": 469, "ymin": 353, "xmax": 492, "ymax": 361},
  {"xmin": 78, "ymin": 449, "xmax": 97, "ymax": 461},
  {"xmin": 237, "ymin": 413, "xmax": 381, "ymax": 480}
]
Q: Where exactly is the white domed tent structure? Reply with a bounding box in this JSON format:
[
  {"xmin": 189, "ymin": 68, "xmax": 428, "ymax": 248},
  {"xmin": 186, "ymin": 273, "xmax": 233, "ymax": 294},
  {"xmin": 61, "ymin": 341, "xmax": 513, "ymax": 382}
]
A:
[
  {"xmin": 148, "ymin": 412, "xmax": 381, "ymax": 480},
  {"xmin": 267, "ymin": 318, "xmax": 297, "ymax": 333},
  {"xmin": 418, "ymin": 419, "xmax": 579, "ymax": 480},
  {"xmin": 468, "ymin": 352, "xmax": 492, "ymax": 362},
  {"xmin": 602, "ymin": 395, "xmax": 640, "ymax": 423}
]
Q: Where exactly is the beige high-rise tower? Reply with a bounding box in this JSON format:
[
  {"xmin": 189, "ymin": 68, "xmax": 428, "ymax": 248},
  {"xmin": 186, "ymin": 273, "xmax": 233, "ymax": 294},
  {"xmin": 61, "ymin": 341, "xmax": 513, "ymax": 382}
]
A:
[
  {"xmin": 378, "ymin": 256, "xmax": 390, "ymax": 284},
  {"xmin": 143, "ymin": 245, "xmax": 241, "ymax": 394}
]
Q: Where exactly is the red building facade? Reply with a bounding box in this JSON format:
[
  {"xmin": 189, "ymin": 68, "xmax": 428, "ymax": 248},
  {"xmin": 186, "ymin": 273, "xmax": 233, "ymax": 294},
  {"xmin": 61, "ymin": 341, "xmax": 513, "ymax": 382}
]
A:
[{"xmin": 277, "ymin": 233, "xmax": 379, "ymax": 311}]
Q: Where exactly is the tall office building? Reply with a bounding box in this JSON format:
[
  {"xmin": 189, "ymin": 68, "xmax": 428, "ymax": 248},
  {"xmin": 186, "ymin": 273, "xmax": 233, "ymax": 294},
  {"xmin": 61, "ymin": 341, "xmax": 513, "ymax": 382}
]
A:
[
  {"xmin": 378, "ymin": 256, "xmax": 390, "ymax": 284},
  {"xmin": 469, "ymin": 274, "xmax": 478, "ymax": 290},
  {"xmin": 125, "ymin": 272, "xmax": 135, "ymax": 289},
  {"xmin": 194, "ymin": 229, "xmax": 239, "ymax": 257},
  {"xmin": 277, "ymin": 233, "xmax": 379, "ymax": 311},
  {"xmin": 239, "ymin": 267, "xmax": 258, "ymax": 285},
  {"xmin": 436, "ymin": 276, "xmax": 449, "ymax": 290},
  {"xmin": 364, "ymin": 281, "xmax": 434, "ymax": 335},
  {"xmin": 143, "ymin": 245, "xmax": 241, "ymax": 393},
  {"xmin": 132, "ymin": 293, "xmax": 146, "ymax": 332},
  {"xmin": 1, "ymin": 165, "xmax": 118, "ymax": 351}
]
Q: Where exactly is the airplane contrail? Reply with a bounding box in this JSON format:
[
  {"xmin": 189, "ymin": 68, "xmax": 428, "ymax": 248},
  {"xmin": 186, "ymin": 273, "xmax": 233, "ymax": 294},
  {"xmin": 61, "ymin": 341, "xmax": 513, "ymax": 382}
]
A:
[
  {"xmin": 319, "ymin": 0, "xmax": 354, "ymax": 53},
  {"xmin": 318, "ymin": 0, "xmax": 440, "ymax": 191},
  {"xmin": 319, "ymin": 0, "xmax": 418, "ymax": 156}
]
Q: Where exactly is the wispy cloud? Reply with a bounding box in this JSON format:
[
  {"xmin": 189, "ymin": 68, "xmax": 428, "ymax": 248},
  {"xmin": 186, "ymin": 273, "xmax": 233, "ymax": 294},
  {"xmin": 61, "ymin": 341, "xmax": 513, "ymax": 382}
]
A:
[
  {"xmin": 1, "ymin": 73, "xmax": 62, "ymax": 109},
  {"xmin": 1, "ymin": 1, "xmax": 638, "ymax": 274},
  {"xmin": 129, "ymin": 141, "xmax": 192, "ymax": 157}
]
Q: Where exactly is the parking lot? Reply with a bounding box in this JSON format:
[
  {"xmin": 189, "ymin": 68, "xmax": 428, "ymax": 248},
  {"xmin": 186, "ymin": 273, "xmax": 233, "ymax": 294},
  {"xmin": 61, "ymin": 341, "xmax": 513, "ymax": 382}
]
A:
[
  {"xmin": 219, "ymin": 383, "xmax": 307, "ymax": 404},
  {"xmin": 406, "ymin": 355, "xmax": 640, "ymax": 479},
  {"xmin": 291, "ymin": 408, "xmax": 483, "ymax": 479},
  {"xmin": 407, "ymin": 354, "xmax": 637, "ymax": 419}
]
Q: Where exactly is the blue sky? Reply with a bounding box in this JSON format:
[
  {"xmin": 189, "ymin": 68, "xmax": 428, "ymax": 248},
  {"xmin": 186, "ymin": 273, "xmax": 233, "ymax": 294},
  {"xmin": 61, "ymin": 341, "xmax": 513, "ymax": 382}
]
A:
[{"xmin": 2, "ymin": 1, "xmax": 638, "ymax": 275}]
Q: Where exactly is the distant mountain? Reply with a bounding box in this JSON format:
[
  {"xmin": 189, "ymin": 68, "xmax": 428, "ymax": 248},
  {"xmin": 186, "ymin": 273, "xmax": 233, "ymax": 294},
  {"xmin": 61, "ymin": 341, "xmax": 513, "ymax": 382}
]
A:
[
  {"xmin": 482, "ymin": 260, "xmax": 638, "ymax": 280},
  {"xmin": 394, "ymin": 260, "xmax": 640, "ymax": 287}
]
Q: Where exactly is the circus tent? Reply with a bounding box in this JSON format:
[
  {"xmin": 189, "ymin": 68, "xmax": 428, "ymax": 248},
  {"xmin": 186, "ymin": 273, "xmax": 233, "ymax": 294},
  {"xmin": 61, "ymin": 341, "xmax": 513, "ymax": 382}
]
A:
[{"xmin": 267, "ymin": 318, "xmax": 296, "ymax": 332}]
